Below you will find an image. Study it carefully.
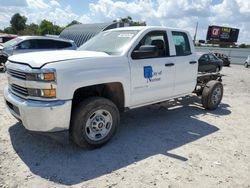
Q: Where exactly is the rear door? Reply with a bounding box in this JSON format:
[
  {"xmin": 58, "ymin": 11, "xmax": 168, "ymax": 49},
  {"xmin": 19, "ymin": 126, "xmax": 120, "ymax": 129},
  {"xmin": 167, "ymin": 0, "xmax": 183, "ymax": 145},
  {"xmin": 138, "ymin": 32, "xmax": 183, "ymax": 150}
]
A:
[
  {"xmin": 54, "ymin": 40, "xmax": 73, "ymax": 49},
  {"xmin": 170, "ymin": 31, "xmax": 198, "ymax": 95},
  {"xmin": 36, "ymin": 39, "xmax": 56, "ymax": 51},
  {"xmin": 129, "ymin": 30, "xmax": 175, "ymax": 106}
]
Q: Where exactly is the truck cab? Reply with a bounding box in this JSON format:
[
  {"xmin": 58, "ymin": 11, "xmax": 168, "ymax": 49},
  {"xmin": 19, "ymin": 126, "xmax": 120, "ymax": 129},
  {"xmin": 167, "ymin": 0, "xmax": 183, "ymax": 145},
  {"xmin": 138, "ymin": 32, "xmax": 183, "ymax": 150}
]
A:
[{"xmin": 4, "ymin": 27, "xmax": 223, "ymax": 148}]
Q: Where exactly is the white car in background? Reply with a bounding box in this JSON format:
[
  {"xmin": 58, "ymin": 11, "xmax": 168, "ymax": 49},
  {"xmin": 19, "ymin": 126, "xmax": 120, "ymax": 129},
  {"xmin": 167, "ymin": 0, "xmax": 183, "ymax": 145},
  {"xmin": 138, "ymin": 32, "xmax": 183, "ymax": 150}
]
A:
[
  {"xmin": 244, "ymin": 55, "xmax": 250, "ymax": 68},
  {"xmin": 0, "ymin": 36, "xmax": 77, "ymax": 68}
]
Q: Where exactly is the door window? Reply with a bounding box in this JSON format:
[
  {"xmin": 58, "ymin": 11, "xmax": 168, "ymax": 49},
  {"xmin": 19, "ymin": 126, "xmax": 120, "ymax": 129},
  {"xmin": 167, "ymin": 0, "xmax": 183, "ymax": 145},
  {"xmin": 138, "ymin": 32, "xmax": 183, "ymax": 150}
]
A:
[
  {"xmin": 17, "ymin": 40, "xmax": 37, "ymax": 49},
  {"xmin": 172, "ymin": 31, "xmax": 191, "ymax": 56},
  {"xmin": 36, "ymin": 39, "xmax": 56, "ymax": 49},
  {"xmin": 208, "ymin": 54, "xmax": 217, "ymax": 61},
  {"xmin": 133, "ymin": 31, "xmax": 169, "ymax": 58},
  {"xmin": 55, "ymin": 41, "xmax": 72, "ymax": 49}
]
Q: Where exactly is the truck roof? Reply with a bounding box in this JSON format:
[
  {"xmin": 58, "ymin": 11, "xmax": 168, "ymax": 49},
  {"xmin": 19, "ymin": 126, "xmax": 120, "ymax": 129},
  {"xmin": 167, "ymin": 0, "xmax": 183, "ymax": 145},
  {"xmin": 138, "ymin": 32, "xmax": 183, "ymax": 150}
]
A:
[{"xmin": 108, "ymin": 26, "xmax": 189, "ymax": 33}]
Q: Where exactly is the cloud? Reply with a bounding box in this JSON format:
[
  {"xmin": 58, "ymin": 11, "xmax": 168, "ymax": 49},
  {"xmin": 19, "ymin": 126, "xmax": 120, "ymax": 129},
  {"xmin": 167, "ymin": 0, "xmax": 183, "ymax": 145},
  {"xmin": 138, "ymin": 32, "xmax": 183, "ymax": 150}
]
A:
[
  {"xmin": 0, "ymin": 0, "xmax": 79, "ymax": 28},
  {"xmin": 86, "ymin": 0, "xmax": 250, "ymax": 43},
  {"xmin": 26, "ymin": 0, "xmax": 50, "ymax": 9},
  {"xmin": 0, "ymin": 0, "xmax": 27, "ymax": 7},
  {"xmin": 50, "ymin": 0, "xmax": 60, "ymax": 7},
  {"xmin": 0, "ymin": 0, "xmax": 249, "ymax": 43}
]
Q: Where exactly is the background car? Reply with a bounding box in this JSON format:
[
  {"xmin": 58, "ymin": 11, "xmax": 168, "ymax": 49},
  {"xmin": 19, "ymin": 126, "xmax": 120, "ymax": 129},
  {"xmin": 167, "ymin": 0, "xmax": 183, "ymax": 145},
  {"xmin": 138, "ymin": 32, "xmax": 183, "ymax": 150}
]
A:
[
  {"xmin": 244, "ymin": 55, "xmax": 250, "ymax": 68},
  {"xmin": 0, "ymin": 34, "xmax": 17, "ymax": 46},
  {"xmin": 197, "ymin": 52, "xmax": 223, "ymax": 73},
  {"xmin": 0, "ymin": 36, "xmax": 77, "ymax": 67},
  {"xmin": 214, "ymin": 52, "xmax": 231, "ymax": 66}
]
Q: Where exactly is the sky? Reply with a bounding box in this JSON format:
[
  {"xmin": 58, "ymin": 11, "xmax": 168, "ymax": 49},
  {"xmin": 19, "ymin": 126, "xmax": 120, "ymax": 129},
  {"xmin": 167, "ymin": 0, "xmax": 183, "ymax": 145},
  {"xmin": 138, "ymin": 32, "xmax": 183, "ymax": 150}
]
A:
[{"xmin": 0, "ymin": 0, "xmax": 249, "ymax": 43}]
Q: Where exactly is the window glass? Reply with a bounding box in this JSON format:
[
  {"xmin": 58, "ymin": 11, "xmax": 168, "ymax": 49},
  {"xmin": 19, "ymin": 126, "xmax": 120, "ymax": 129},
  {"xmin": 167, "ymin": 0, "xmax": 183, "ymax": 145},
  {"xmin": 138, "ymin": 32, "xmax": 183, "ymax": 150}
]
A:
[
  {"xmin": 36, "ymin": 39, "xmax": 55, "ymax": 49},
  {"xmin": 3, "ymin": 38, "xmax": 22, "ymax": 48},
  {"xmin": 18, "ymin": 40, "xmax": 37, "ymax": 49},
  {"xmin": 0, "ymin": 38, "xmax": 3, "ymax": 43},
  {"xmin": 172, "ymin": 31, "xmax": 191, "ymax": 56},
  {"xmin": 200, "ymin": 54, "xmax": 209, "ymax": 61},
  {"xmin": 55, "ymin": 41, "xmax": 72, "ymax": 49},
  {"xmin": 208, "ymin": 54, "xmax": 216, "ymax": 61},
  {"xmin": 134, "ymin": 31, "xmax": 169, "ymax": 58},
  {"xmin": 78, "ymin": 30, "xmax": 139, "ymax": 55}
]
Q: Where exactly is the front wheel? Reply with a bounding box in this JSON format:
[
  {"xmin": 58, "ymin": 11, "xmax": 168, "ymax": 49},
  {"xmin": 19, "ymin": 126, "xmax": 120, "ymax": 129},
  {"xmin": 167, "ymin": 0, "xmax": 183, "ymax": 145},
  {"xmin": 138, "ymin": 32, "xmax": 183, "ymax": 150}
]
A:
[
  {"xmin": 244, "ymin": 62, "xmax": 249, "ymax": 68},
  {"xmin": 215, "ymin": 66, "xmax": 220, "ymax": 72},
  {"xmin": 70, "ymin": 97, "xmax": 120, "ymax": 148},
  {"xmin": 201, "ymin": 80, "xmax": 223, "ymax": 110}
]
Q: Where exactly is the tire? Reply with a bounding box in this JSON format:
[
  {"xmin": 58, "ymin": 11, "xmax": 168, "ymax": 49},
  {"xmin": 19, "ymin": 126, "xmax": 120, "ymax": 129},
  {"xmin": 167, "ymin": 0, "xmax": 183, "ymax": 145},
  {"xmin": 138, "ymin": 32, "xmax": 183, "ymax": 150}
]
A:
[
  {"xmin": 244, "ymin": 62, "xmax": 249, "ymax": 68},
  {"xmin": 201, "ymin": 80, "xmax": 223, "ymax": 110},
  {"xmin": 215, "ymin": 66, "xmax": 220, "ymax": 72},
  {"xmin": 70, "ymin": 97, "xmax": 120, "ymax": 148}
]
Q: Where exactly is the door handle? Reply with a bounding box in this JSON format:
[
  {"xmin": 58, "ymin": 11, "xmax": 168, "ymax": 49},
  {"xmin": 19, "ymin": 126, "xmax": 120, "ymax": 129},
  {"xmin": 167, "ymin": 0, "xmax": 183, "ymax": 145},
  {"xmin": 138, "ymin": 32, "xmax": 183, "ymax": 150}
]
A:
[
  {"xmin": 165, "ymin": 63, "xmax": 175, "ymax": 67},
  {"xmin": 189, "ymin": 61, "xmax": 197, "ymax": 64}
]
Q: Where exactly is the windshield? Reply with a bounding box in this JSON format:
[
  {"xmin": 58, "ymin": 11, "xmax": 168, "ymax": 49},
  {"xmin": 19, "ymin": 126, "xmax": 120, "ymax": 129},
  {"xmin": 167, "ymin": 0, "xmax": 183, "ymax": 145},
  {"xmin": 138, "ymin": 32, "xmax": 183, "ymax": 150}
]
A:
[
  {"xmin": 78, "ymin": 30, "xmax": 139, "ymax": 55},
  {"xmin": 3, "ymin": 38, "xmax": 22, "ymax": 48}
]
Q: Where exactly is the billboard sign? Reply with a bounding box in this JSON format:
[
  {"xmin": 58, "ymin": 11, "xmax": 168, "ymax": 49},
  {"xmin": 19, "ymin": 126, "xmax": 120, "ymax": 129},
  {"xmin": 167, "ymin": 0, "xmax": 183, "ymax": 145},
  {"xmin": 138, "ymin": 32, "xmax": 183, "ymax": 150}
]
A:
[{"xmin": 206, "ymin": 26, "xmax": 239, "ymax": 43}]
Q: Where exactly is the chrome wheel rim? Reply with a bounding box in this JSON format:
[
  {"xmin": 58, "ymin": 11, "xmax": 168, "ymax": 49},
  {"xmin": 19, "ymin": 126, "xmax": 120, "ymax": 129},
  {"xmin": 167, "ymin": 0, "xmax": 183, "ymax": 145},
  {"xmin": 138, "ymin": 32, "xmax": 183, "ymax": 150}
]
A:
[
  {"xmin": 212, "ymin": 87, "xmax": 222, "ymax": 105},
  {"xmin": 85, "ymin": 109, "xmax": 113, "ymax": 141}
]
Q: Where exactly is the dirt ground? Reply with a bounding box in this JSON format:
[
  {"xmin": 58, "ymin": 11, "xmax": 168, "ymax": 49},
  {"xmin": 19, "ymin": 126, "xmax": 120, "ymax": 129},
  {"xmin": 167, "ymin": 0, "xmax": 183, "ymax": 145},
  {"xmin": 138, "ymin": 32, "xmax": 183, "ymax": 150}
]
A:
[{"xmin": 0, "ymin": 65, "xmax": 250, "ymax": 188}]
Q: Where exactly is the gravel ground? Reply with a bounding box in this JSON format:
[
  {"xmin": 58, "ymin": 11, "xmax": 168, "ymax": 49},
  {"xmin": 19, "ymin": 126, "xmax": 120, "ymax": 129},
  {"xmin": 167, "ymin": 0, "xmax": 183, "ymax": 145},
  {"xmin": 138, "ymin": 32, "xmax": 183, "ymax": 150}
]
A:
[{"xmin": 0, "ymin": 65, "xmax": 250, "ymax": 188}]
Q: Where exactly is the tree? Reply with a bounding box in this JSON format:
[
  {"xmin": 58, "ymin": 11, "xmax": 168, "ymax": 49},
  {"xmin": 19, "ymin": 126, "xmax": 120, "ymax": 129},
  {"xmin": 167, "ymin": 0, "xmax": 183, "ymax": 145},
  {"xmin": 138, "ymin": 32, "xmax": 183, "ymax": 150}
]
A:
[
  {"xmin": 39, "ymin": 20, "xmax": 54, "ymax": 35},
  {"xmin": 38, "ymin": 20, "xmax": 64, "ymax": 35},
  {"xmin": 19, "ymin": 23, "xmax": 39, "ymax": 35},
  {"xmin": 113, "ymin": 16, "xmax": 146, "ymax": 26},
  {"xmin": 10, "ymin": 13, "xmax": 27, "ymax": 34},
  {"xmin": 66, "ymin": 20, "xmax": 81, "ymax": 27},
  {"xmin": 3, "ymin": 27, "xmax": 15, "ymax": 34},
  {"xmin": 239, "ymin": 43, "xmax": 246, "ymax": 48}
]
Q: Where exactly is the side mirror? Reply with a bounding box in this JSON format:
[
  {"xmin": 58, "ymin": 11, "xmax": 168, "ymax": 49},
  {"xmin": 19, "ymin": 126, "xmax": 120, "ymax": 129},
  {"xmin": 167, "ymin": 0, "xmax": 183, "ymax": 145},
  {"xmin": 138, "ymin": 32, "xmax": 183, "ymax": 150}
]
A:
[
  {"xmin": 14, "ymin": 45, "xmax": 19, "ymax": 49},
  {"xmin": 131, "ymin": 45, "xmax": 158, "ymax": 59}
]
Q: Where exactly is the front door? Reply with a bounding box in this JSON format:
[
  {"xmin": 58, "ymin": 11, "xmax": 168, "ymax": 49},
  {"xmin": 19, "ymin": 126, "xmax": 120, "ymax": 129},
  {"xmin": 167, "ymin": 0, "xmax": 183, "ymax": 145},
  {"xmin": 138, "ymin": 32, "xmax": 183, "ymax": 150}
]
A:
[{"xmin": 129, "ymin": 30, "xmax": 175, "ymax": 106}]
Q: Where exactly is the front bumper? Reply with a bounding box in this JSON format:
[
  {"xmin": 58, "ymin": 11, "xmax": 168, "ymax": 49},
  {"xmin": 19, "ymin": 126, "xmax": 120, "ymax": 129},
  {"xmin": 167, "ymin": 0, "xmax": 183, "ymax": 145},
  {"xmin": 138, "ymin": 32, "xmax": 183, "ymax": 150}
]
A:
[{"xmin": 4, "ymin": 86, "xmax": 72, "ymax": 132}]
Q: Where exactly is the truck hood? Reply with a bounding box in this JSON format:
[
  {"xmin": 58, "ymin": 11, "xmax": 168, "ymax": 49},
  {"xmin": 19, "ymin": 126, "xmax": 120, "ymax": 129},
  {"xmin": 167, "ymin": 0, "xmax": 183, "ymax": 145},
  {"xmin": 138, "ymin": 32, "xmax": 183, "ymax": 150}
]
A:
[{"xmin": 8, "ymin": 50, "xmax": 109, "ymax": 68}]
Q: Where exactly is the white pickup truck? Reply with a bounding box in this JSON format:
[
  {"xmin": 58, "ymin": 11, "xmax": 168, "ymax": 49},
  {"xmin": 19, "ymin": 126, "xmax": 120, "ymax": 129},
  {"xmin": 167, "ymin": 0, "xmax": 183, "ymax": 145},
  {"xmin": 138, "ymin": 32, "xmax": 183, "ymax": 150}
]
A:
[{"xmin": 4, "ymin": 26, "xmax": 223, "ymax": 148}]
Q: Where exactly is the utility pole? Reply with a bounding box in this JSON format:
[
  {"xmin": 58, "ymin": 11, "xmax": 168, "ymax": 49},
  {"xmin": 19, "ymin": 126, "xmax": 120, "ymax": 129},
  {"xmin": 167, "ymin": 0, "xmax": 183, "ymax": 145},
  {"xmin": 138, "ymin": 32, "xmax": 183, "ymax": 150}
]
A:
[{"xmin": 194, "ymin": 21, "xmax": 199, "ymax": 44}]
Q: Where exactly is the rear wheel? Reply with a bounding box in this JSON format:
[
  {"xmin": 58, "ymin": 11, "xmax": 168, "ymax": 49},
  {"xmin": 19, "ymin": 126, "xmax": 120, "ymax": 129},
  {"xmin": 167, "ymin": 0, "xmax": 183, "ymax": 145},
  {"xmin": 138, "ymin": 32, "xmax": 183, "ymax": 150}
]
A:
[
  {"xmin": 201, "ymin": 80, "xmax": 223, "ymax": 110},
  {"xmin": 244, "ymin": 62, "xmax": 249, "ymax": 68},
  {"xmin": 71, "ymin": 97, "xmax": 120, "ymax": 148}
]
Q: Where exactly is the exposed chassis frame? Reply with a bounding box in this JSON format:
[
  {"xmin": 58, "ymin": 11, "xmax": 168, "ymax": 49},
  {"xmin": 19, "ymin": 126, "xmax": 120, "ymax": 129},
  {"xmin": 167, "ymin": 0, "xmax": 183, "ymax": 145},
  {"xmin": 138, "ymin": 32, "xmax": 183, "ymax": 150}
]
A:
[{"xmin": 194, "ymin": 72, "xmax": 223, "ymax": 96}]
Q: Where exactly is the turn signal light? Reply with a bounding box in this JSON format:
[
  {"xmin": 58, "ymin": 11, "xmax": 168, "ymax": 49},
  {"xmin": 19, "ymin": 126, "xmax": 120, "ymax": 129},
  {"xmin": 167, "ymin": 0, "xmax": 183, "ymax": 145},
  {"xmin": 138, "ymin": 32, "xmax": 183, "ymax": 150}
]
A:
[
  {"xmin": 43, "ymin": 73, "xmax": 55, "ymax": 81},
  {"xmin": 42, "ymin": 89, "xmax": 56, "ymax": 97}
]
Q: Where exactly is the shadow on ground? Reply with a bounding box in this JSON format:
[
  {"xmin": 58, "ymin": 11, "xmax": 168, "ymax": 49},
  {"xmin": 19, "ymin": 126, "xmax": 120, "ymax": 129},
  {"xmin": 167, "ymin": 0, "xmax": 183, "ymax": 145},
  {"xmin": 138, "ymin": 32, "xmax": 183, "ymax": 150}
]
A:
[{"xmin": 9, "ymin": 96, "xmax": 231, "ymax": 185}]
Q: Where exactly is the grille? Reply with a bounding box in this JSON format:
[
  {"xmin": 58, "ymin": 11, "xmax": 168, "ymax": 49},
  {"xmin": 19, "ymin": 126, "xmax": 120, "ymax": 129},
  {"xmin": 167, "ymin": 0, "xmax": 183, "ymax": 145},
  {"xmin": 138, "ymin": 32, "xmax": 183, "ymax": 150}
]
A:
[
  {"xmin": 10, "ymin": 84, "xmax": 28, "ymax": 97},
  {"xmin": 7, "ymin": 69, "xmax": 26, "ymax": 80}
]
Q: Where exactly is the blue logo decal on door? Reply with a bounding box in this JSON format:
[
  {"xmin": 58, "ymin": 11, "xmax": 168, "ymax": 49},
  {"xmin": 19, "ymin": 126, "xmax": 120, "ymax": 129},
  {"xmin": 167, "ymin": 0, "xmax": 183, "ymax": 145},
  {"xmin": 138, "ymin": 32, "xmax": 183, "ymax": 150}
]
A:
[
  {"xmin": 144, "ymin": 66, "xmax": 162, "ymax": 82},
  {"xmin": 144, "ymin": 66, "xmax": 153, "ymax": 79}
]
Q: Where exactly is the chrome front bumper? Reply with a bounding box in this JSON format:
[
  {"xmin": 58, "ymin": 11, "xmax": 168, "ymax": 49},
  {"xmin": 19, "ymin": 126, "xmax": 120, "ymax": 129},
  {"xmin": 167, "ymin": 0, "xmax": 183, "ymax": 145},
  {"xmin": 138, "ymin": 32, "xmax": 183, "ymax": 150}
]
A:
[{"xmin": 4, "ymin": 86, "xmax": 72, "ymax": 132}]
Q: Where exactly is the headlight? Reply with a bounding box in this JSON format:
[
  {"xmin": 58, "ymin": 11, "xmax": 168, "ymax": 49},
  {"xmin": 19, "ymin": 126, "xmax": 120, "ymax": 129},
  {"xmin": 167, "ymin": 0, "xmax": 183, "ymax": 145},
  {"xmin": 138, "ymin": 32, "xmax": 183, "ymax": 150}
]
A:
[
  {"xmin": 28, "ymin": 88, "xmax": 56, "ymax": 98},
  {"xmin": 26, "ymin": 70, "xmax": 56, "ymax": 82}
]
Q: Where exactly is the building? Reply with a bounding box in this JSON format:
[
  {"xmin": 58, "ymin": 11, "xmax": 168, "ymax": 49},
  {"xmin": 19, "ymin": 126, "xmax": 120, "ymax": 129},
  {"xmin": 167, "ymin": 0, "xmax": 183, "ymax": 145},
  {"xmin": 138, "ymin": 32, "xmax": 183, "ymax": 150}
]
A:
[{"xmin": 59, "ymin": 22, "xmax": 132, "ymax": 47}]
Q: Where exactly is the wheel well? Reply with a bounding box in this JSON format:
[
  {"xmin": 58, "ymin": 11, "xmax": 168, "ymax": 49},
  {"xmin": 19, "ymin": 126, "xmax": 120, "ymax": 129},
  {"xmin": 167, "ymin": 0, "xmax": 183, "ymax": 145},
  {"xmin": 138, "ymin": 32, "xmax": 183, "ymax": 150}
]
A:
[{"xmin": 72, "ymin": 82, "xmax": 125, "ymax": 111}]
